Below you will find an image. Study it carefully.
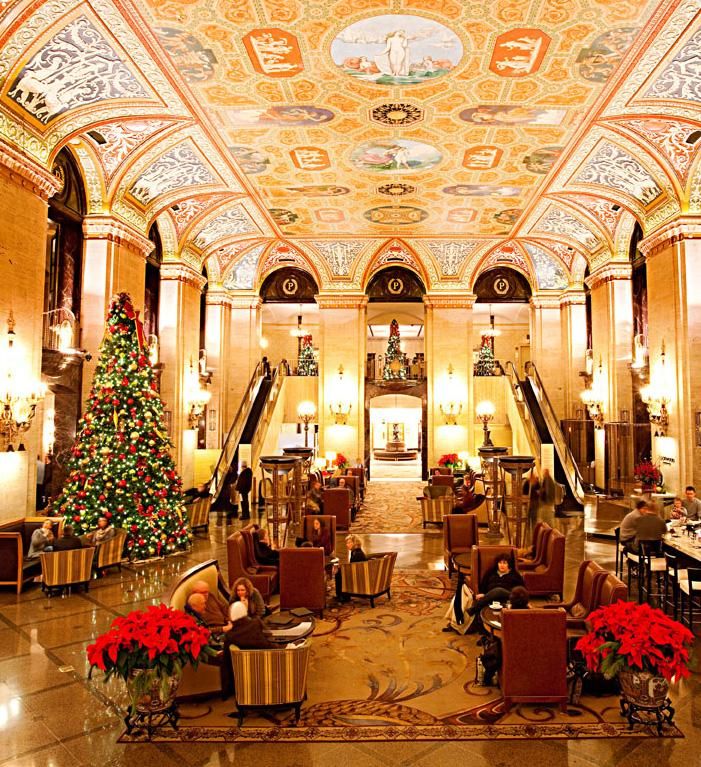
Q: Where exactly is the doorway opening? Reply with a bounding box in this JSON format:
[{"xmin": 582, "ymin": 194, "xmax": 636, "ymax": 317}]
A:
[{"xmin": 369, "ymin": 394, "xmax": 422, "ymax": 480}]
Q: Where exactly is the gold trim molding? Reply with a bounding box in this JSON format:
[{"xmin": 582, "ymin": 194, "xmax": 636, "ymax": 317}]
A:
[
  {"xmin": 639, "ymin": 217, "xmax": 701, "ymax": 258},
  {"xmin": 422, "ymin": 293, "xmax": 476, "ymax": 309},
  {"xmin": 559, "ymin": 290, "xmax": 586, "ymax": 308},
  {"xmin": 160, "ymin": 261, "xmax": 208, "ymax": 289},
  {"xmin": 83, "ymin": 215, "xmax": 153, "ymax": 258},
  {"xmin": 315, "ymin": 293, "xmax": 369, "ymax": 310},
  {"xmin": 0, "ymin": 141, "xmax": 61, "ymax": 200},
  {"xmin": 530, "ymin": 293, "xmax": 562, "ymax": 310},
  {"xmin": 585, "ymin": 262, "xmax": 632, "ymax": 290}
]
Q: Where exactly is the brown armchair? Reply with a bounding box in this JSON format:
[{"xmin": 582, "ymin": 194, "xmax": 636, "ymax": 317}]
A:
[
  {"xmin": 522, "ymin": 529, "xmax": 565, "ymax": 599},
  {"xmin": 469, "ymin": 545, "xmax": 518, "ymax": 594},
  {"xmin": 431, "ymin": 474, "xmax": 455, "ymax": 491},
  {"xmin": 339, "ymin": 551, "xmax": 397, "ymax": 607},
  {"xmin": 543, "ymin": 560, "xmax": 607, "ymax": 625},
  {"xmin": 323, "ymin": 488, "xmax": 351, "ymax": 531},
  {"xmin": 347, "ymin": 466, "xmax": 366, "ymax": 500},
  {"xmin": 0, "ymin": 516, "xmax": 64, "ymax": 594},
  {"xmin": 443, "ymin": 513, "xmax": 479, "ymax": 575},
  {"xmin": 501, "ymin": 608, "xmax": 568, "ymax": 713},
  {"xmin": 93, "ymin": 528, "xmax": 127, "ymax": 574},
  {"xmin": 429, "ymin": 467, "xmax": 453, "ymax": 475},
  {"xmin": 279, "ymin": 547, "xmax": 326, "ymax": 616},
  {"xmin": 301, "ymin": 514, "xmax": 336, "ymax": 556},
  {"xmin": 226, "ymin": 531, "xmax": 278, "ymax": 601},
  {"xmin": 596, "ymin": 572, "xmax": 628, "ymax": 607},
  {"xmin": 517, "ymin": 522, "xmax": 551, "ymax": 571},
  {"xmin": 185, "ymin": 495, "xmax": 212, "ymax": 534},
  {"xmin": 419, "ymin": 496, "xmax": 453, "ymax": 528}
]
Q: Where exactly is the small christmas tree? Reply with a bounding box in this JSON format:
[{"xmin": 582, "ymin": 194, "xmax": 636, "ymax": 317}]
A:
[
  {"xmin": 475, "ymin": 336, "xmax": 496, "ymax": 376},
  {"xmin": 56, "ymin": 293, "xmax": 189, "ymax": 560},
  {"xmin": 383, "ymin": 319, "xmax": 406, "ymax": 380},
  {"xmin": 297, "ymin": 334, "xmax": 317, "ymax": 376}
]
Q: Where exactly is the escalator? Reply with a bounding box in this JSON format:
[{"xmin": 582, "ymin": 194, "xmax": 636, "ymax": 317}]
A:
[
  {"xmin": 505, "ymin": 361, "xmax": 593, "ymax": 509},
  {"xmin": 240, "ymin": 376, "xmax": 273, "ymax": 444}
]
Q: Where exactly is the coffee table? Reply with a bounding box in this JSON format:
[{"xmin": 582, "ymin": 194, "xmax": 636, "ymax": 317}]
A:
[{"xmin": 263, "ymin": 611, "xmax": 315, "ymax": 644}]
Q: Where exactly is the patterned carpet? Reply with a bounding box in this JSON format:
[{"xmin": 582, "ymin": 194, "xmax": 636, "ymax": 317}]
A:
[
  {"xmin": 119, "ymin": 570, "xmax": 682, "ymax": 743},
  {"xmin": 350, "ymin": 481, "xmax": 429, "ymax": 534}
]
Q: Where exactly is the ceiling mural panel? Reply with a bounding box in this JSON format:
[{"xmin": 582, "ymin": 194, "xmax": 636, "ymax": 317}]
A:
[
  {"xmin": 169, "ymin": 194, "xmax": 235, "ymax": 240},
  {"xmin": 644, "ymin": 27, "xmax": 701, "ymax": 103},
  {"xmin": 310, "ymin": 240, "xmax": 365, "ymax": 277},
  {"xmin": 532, "ymin": 205, "xmax": 601, "ymax": 252},
  {"xmin": 424, "ymin": 241, "xmax": 480, "ymax": 277},
  {"xmin": 563, "ymin": 194, "xmax": 622, "ymax": 239},
  {"xmin": 523, "ymin": 242, "xmax": 568, "ymax": 290},
  {"xmin": 223, "ymin": 243, "xmax": 267, "ymax": 289},
  {"xmin": 194, "ymin": 205, "xmax": 261, "ymax": 249}
]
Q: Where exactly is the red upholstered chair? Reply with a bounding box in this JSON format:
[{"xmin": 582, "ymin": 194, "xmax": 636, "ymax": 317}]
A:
[
  {"xmin": 517, "ymin": 522, "xmax": 551, "ymax": 570},
  {"xmin": 323, "ymin": 488, "xmax": 351, "ymax": 531},
  {"xmin": 596, "ymin": 572, "xmax": 628, "ymax": 607},
  {"xmin": 279, "ymin": 547, "xmax": 326, "ymax": 616},
  {"xmin": 430, "ymin": 467, "xmax": 452, "ymax": 476},
  {"xmin": 522, "ymin": 529, "xmax": 565, "ymax": 599},
  {"xmin": 501, "ymin": 608, "xmax": 568, "ymax": 713},
  {"xmin": 302, "ymin": 515, "xmax": 336, "ymax": 556},
  {"xmin": 240, "ymin": 524, "xmax": 263, "ymax": 567},
  {"xmin": 469, "ymin": 545, "xmax": 518, "ymax": 594},
  {"xmin": 226, "ymin": 531, "xmax": 278, "ymax": 602},
  {"xmin": 342, "ymin": 475, "xmax": 360, "ymax": 514},
  {"xmin": 431, "ymin": 474, "xmax": 455, "ymax": 491},
  {"xmin": 543, "ymin": 560, "xmax": 607, "ymax": 625},
  {"xmin": 443, "ymin": 514, "xmax": 479, "ymax": 575},
  {"xmin": 347, "ymin": 467, "xmax": 366, "ymax": 500}
]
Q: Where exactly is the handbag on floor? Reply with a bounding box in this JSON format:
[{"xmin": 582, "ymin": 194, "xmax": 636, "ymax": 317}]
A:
[{"xmin": 444, "ymin": 584, "xmax": 475, "ymax": 635}]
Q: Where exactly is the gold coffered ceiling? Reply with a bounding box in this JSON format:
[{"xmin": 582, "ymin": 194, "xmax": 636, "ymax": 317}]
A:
[{"xmin": 1, "ymin": 0, "xmax": 701, "ymax": 291}]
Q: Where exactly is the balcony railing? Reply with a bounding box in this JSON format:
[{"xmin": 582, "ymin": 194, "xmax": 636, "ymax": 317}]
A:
[{"xmin": 366, "ymin": 353, "xmax": 425, "ymax": 382}]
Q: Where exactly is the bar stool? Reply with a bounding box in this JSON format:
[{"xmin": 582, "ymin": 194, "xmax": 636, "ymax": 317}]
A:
[
  {"xmin": 679, "ymin": 567, "xmax": 701, "ymax": 633},
  {"xmin": 663, "ymin": 552, "xmax": 681, "ymax": 620},
  {"xmin": 613, "ymin": 527, "xmax": 625, "ymax": 578},
  {"xmin": 638, "ymin": 541, "xmax": 666, "ymax": 607}
]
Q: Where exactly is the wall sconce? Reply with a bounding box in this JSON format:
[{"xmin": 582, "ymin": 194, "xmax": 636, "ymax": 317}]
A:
[
  {"xmin": 0, "ymin": 311, "xmax": 47, "ymax": 451},
  {"xmin": 328, "ymin": 365, "xmax": 352, "ymax": 425},
  {"xmin": 297, "ymin": 400, "xmax": 316, "ymax": 447},
  {"xmin": 440, "ymin": 364, "xmax": 462, "ymax": 425},
  {"xmin": 186, "ymin": 359, "xmax": 211, "ymax": 429},
  {"xmin": 580, "ymin": 356, "xmax": 605, "ymax": 429},
  {"xmin": 476, "ymin": 400, "xmax": 496, "ymax": 447},
  {"xmin": 640, "ymin": 342, "xmax": 670, "ymax": 436}
]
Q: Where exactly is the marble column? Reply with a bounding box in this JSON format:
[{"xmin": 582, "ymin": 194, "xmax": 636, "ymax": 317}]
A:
[
  {"xmin": 423, "ymin": 294, "xmax": 475, "ymax": 467},
  {"xmin": 204, "ymin": 285, "xmax": 232, "ymax": 449},
  {"xmin": 81, "ymin": 215, "xmax": 151, "ymax": 406},
  {"xmin": 0, "ymin": 142, "xmax": 61, "ymax": 518},
  {"xmin": 529, "ymin": 292, "xmax": 565, "ymax": 420},
  {"xmin": 227, "ymin": 294, "xmax": 262, "ymax": 429},
  {"xmin": 316, "ymin": 294, "xmax": 367, "ymax": 464},
  {"xmin": 158, "ymin": 262, "xmax": 206, "ymax": 485},
  {"xmin": 559, "ymin": 289, "xmax": 588, "ymax": 419}
]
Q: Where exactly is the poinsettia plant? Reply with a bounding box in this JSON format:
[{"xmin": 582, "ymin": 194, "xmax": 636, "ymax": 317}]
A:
[
  {"xmin": 87, "ymin": 604, "xmax": 215, "ymax": 684},
  {"xmin": 575, "ymin": 601, "xmax": 694, "ymax": 681},
  {"xmin": 333, "ymin": 453, "xmax": 349, "ymax": 469},
  {"xmin": 634, "ymin": 460, "xmax": 662, "ymax": 487},
  {"xmin": 438, "ymin": 453, "xmax": 459, "ymax": 468}
]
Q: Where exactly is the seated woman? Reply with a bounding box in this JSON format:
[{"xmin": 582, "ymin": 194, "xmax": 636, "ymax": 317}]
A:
[
  {"xmin": 229, "ymin": 576, "xmax": 266, "ymax": 619},
  {"xmin": 253, "ymin": 527, "xmax": 279, "ymax": 566},
  {"xmin": 305, "ymin": 480, "xmax": 323, "ymax": 514},
  {"xmin": 335, "ymin": 534, "xmax": 367, "ymax": 603},
  {"xmin": 296, "ymin": 517, "xmax": 332, "ymax": 555},
  {"xmin": 467, "ymin": 553, "xmax": 525, "ymax": 620}
]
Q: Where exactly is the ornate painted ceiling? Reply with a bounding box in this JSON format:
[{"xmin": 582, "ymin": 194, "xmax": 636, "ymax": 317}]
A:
[{"xmin": 1, "ymin": 0, "xmax": 700, "ymax": 293}]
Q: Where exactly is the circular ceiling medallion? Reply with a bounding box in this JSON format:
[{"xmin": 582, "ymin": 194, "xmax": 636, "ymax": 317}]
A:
[
  {"xmin": 378, "ymin": 182, "xmax": 416, "ymax": 196},
  {"xmin": 330, "ymin": 15, "xmax": 463, "ymax": 86},
  {"xmin": 371, "ymin": 102, "xmax": 423, "ymax": 126},
  {"xmin": 364, "ymin": 206, "xmax": 429, "ymax": 225},
  {"xmin": 352, "ymin": 139, "xmax": 442, "ymax": 174}
]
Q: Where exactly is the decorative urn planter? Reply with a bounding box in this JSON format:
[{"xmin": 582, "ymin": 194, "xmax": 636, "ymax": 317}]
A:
[
  {"xmin": 618, "ymin": 669, "xmax": 669, "ymax": 709},
  {"xmin": 126, "ymin": 668, "xmax": 182, "ymax": 714}
]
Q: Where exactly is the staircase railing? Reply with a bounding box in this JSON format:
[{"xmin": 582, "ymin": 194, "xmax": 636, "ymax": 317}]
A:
[
  {"xmin": 250, "ymin": 365, "xmax": 286, "ymax": 468},
  {"xmin": 524, "ymin": 361, "xmax": 587, "ymax": 503},
  {"xmin": 209, "ymin": 363, "xmax": 263, "ymax": 503}
]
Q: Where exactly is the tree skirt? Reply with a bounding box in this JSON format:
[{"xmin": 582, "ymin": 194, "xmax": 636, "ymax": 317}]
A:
[{"xmin": 118, "ymin": 571, "xmax": 683, "ymax": 742}]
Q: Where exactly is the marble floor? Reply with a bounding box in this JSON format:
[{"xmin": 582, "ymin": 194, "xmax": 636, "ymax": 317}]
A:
[{"xmin": 1, "ymin": 487, "xmax": 699, "ymax": 767}]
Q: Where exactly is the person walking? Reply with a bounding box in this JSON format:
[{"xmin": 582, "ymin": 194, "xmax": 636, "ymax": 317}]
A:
[{"xmin": 236, "ymin": 461, "xmax": 253, "ymax": 520}]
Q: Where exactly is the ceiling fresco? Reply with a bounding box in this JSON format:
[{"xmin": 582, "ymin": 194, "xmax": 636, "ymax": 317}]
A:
[{"xmin": 1, "ymin": 0, "xmax": 701, "ymax": 293}]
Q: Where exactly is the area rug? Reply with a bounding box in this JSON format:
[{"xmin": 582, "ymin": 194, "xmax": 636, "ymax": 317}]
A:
[
  {"xmin": 350, "ymin": 481, "xmax": 432, "ymax": 534},
  {"xmin": 118, "ymin": 570, "xmax": 683, "ymax": 742}
]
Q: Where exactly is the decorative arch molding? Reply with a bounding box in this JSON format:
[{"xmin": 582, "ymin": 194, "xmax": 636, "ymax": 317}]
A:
[
  {"xmin": 555, "ymin": 192, "xmax": 625, "ymax": 241},
  {"xmin": 185, "ymin": 200, "xmax": 266, "ymax": 254},
  {"xmin": 611, "ymin": 210, "xmax": 639, "ymax": 265},
  {"xmin": 526, "ymin": 198, "xmax": 605, "ymax": 257},
  {"xmin": 153, "ymin": 210, "xmax": 179, "ymax": 262},
  {"xmin": 545, "ymin": 193, "xmax": 615, "ymax": 251},
  {"xmin": 470, "ymin": 241, "xmax": 534, "ymax": 293},
  {"xmin": 361, "ymin": 239, "xmax": 432, "ymax": 293},
  {"xmin": 66, "ymin": 139, "xmax": 105, "ymax": 216},
  {"xmin": 256, "ymin": 240, "xmax": 322, "ymax": 291}
]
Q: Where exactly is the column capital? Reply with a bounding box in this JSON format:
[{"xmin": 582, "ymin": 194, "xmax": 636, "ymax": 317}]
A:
[
  {"xmin": 559, "ymin": 289, "xmax": 586, "ymax": 308},
  {"xmin": 83, "ymin": 215, "xmax": 152, "ymax": 258},
  {"xmin": 585, "ymin": 262, "xmax": 632, "ymax": 290},
  {"xmin": 0, "ymin": 141, "xmax": 61, "ymax": 201},
  {"xmin": 639, "ymin": 216, "xmax": 701, "ymax": 258},
  {"xmin": 315, "ymin": 293, "xmax": 368, "ymax": 310},
  {"xmin": 227, "ymin": 292, "xmax": 262, "ymax": 310},
  {"xmin": 530, "ymin": 292, "xmax": 562, "ymax": 310},
  {"xmin": 205, "ymin": 286, "xmax": 235, "ymax": 308},
  {"xmin": 160, "ymin": 261, "xmax": 207, "ymax": 290},
  {"xmin": 422, "ymin": 292, "xmax": 476, "ymax": 309}
]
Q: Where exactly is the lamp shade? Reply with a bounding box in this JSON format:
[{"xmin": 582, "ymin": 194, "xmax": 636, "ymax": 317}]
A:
[
  {"xmin": 476, "ymin": 400, "xmax": 496, "ymax": 418},
  {"xmin": 297, "ymin": 400, "xmax": 317, "ymax": 419}
]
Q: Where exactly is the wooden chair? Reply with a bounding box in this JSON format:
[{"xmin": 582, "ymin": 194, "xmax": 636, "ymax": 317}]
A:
[
  {"xmin": 420, "ymin": 496, "xmax": 453, "ymax": 529},
  {"xmin": 93, "ymin": 528, "xmax": 127, "ymax": 574},
  {"xmin": 226, "ymin": 531, "xmax": 278, "ymax": 601},
  {"xmin": 164, "ymin": 559, "xmax": 230, "ymax": 700},
  {"xmin": 301, "ymin": 514, "xmax": 336, "ymax": 556},
  {"xmin": 323, "ymin": 488, "xmax": 351, "ymax": 531},
  {"xmin": 229, "ymin": 639, "xmax": 311, "ymax": 725},
  {"xmin": 339, "ymin": 552, "xmax": 397, "ymax": 607},
  {"xmin": 679, "ymin": 567, "xmax": 701, "ymax": 633},
  {"xmin": 469, "ymin": 545, "xmax": 517, "ymax": 594},
  {"xmin": 443, "ymin": 513, "xmax": 479, "ymax": 575},
  {"xmin": 40, "ymin": 547, "xmax": 95, "ymax": 597},
  {"xmin": 279, "ymin": 547, "xmax": 326, "ymax": 616},
  {"xmin": 543, "ymin": 560, "xmax": 607, "ymax": 625},
  {"xmin": 522, "ymin": 529, "xmax": 565, "ymax": 599},
  {"xmin": 501, "ymin": 608, "xmax": 568, "ymax": 713},
  {"xmin": 185, "ymin": 496, "xmax": 212, "ymax": 534}
]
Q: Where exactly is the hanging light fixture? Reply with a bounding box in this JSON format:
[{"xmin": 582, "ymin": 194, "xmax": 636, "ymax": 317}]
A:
[{"xmin": 480, "ymin": 305, "xmax": 500, "ymax": 337}]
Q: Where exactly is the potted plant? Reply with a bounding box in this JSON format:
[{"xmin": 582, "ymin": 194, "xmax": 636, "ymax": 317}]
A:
[
  {"xmin": 634, "ymin": 460, "xmax": 663, "ymax": 492},
  {"xmin": 575, "ymin": 601, "xmax": 693, "ymax": 712},
  {"xmin": 438, "ymin": 453, "xmax": 459, "ymax": 471},
  {"xmin": 334, "ymin": 453, "xmax": 349, "ymax": 470},
  {"xmin": 87, "ymin": 604, "xmax": 214, "ymax": 714}
]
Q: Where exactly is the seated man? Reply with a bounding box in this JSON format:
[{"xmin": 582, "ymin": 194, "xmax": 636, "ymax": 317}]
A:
[
  {"xmin": 682, "ymin": 486, "xmax": 701, "ymax": 521},
  {"xmin": 305, "ymin": 480, "xmax": 323, "ymax": 514},
  {"xmin": 634, "ymin": 502, "xmax": 667, "ymax": 551},
  {"xmin": 189, "ymin": 579, "xmax": 231, "ymax": 634},
  {"xmin": 253, "ymin": 528, "xmax": 279, "ymax": 566},
  {"xmin": 52, "ymin": 524, "xmax": 83, "ymax": 551},
  {"xmin": 87, "ymin": 516, "xmax": 116, "ymax": 546},
  {"xmin": 620, "ymin": 500, "xmax": 647, "ymax": 551},
  {"xmin": 186, "ymin": 593, "xmax": 232, "ymax": 643}
]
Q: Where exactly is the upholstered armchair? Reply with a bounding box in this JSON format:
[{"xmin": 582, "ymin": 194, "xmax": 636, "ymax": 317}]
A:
[
  {"xmin": 543, "ymin": 560, "xmax": 607, "ymax": 626},
  {"xmin": 347, "ymin": 466, "xmax": 366, "ymax": 500},
  {"xmin": 429, "ymin": 467, "xmax": 452, "ymax": 476},
  {"xmin": 301, "ymin": 514, "xmax": 337, "ymax": 556},
  {"xmin": 94, "ymin": 528, "xmax": 127, "ymax": 573},
  {"xmin": 229, "ymin": 639, "xmax": 311, "ymax": 725},
  {"xmin": 185, "ymin": 495, "xmax": 212, "ymax": 534},
  {"xmin": 596, "ymin": 572, "xmax": 628, "ymax": 607},
  {"xmin": 279, "ymin": 547, "xmax": 326, "ymax": 616},
  {"xmin": 443, "ymin": 513, "xmax": 479, "ymax": 575},
  {"xmin": 323, "ymin": 488, "xmax": 351, "ymax": 531},
  {"xmin": 500, "ymin": 608, "xmax": 568, "ymax": 713},
  {"xmin": 517, "ymin": 522, "xmax": 551, "ymax": 571},
  {"xmin": 164, "ymin": 559, "xmax": 231, "ymax": 700},
  {"xmin": 339, "ymin": 551, "xmax": 397, "ymax": 607},
  {"xmin": 469, "ymin": 545, "xmax": 518, "ymax": 594},
  {"xmin": 420, "ymin": 496, "xmax": 453, "ymax": 528},
  {"xmin": 431, "ymin": 474, "xmax": 455, "ymax": 491},
  {"xmin": 40, "ymin": 547, "xmax": 95, "ymax": 597},
  {"xmin": 522, "ymin": 529, "xmax": 565, "ymax": 598},
  {"xmin": 226, "ymin": 531, "xmax": 278, "ymax": 601},
  {"xmin": 0, "ymin": 516, "xmax": 63, "ymax": 594}
]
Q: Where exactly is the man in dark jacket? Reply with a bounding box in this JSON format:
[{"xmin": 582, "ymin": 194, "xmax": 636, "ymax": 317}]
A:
[
  {"xmin": 236, "ymin": 461, "xmax": 253, "ymax": 520},
  {"xmin": 52, "ymin": 524, "xmax": 83, "ymax": 551}
]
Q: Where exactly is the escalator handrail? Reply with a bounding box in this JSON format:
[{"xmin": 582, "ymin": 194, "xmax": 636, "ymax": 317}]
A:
[
  {"xmin": 504, "ymin": 361, "xmax": 543, "ymax": 460},
  {"xmin": 209, "ymin": 362, "xmax": 264, "ymax": 502},
  {"xmin": 524, "ymin": 361, "xmax": 586, "ymax": 502},
  {"xmin": 250, "ymin": 366, "xmax": 286, "ymax": 466}
]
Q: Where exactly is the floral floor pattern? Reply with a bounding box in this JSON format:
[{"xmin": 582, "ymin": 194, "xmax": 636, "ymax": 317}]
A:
[
  {"xmin": 350, "ymin": 481, "xmax": 429, "ymax": 534},
  {"xmin": 119, "ymin": 570, "xmax": 683, "ymax": 743}
]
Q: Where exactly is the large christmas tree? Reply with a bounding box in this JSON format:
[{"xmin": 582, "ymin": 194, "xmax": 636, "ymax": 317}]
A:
[
  {"xmin": 298, "ymin": 334, "xmax": 317, "ymax": 376},
  {"xmin": 383, "ymin": 319, "xmax": 406, "ymax": 380},
  {"xmin": 474, "ymin": 336, "xmax": 496, "ymax": 376},
  {"xmin": 56, "ymin": 293, "xmax": 189, "ymax": 560}
]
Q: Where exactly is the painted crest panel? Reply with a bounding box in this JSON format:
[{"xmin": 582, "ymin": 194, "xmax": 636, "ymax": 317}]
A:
[
  {"xmin": 443, "ymin": 185, "xmax": 521, "ymax": 197},
  {"xmin": 242, "ymin": 28, "xmax": 303, "ymax": 78},
  {"xmin": 489, "ymin": 28, "xmax": 550, "ymax": 77},
  {"xmin": 156, "ymin": 27, "xmax": 217, "ymax": 83},
  {"xmin": 290, "ymin": 146, "xmax": 330, "ymax": 170},
  {"xmin": 523, "ymin": 146, "xmax": 562, "ymax": 174},
  {"xmin": 219, "ymin": 106, "xmax": 334, "ymax": 127},
  {"xmin": 315, "ymin": 209, "xmax": 345, "ymax": 222},
  {"xmin": 576, "ymin": 28, "xmax": 638, "ymax": 83},
  {"xmin": 462, "ymin": 146, "xmax": 503, "ymax": 170},
  {"xmin": 230, "ymin": 146, "xmax": 271, "ymax": 174},
  {"xmin": 447, "ymin": 209, "xmax": 476, "ymax": 223},
  {"xmin": 285, "ymin": 185, "xmax": 350, "ymax": 196}
]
